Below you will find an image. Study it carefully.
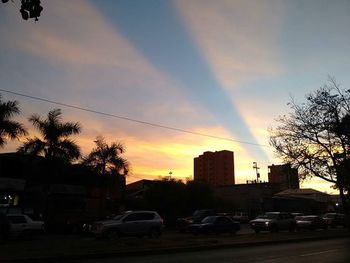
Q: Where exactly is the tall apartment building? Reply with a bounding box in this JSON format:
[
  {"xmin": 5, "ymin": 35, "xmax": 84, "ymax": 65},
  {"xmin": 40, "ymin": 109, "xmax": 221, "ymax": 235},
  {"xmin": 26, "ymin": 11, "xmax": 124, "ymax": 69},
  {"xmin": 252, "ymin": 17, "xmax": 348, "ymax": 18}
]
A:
[
  {"xmin": 194, "ymin": 150, "xmax": 235, "ymax": 187},
  {"xmin": 268, "ymin": 163, "xmax": 299, "ymax": 190}
]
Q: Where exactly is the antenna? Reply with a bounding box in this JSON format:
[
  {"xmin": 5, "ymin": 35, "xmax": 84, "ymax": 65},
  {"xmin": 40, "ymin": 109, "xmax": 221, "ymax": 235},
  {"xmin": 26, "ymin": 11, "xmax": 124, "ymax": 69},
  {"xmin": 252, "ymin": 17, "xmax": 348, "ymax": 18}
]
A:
[{"xmin": 253, "ymin": 162, "xmax": 260, "ymax": 183}]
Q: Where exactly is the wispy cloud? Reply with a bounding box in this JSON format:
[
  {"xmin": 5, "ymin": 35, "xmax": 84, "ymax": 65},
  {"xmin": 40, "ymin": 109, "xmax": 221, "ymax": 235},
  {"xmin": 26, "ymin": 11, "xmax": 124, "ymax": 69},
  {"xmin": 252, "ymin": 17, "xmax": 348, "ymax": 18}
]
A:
[
  {"xmin": 1, "ymin": 0, "xmax": 240, "ymax": 182},
  {"xmin": 175, "ymin": 0, "xmax": 285, "ymax": 91},
  {"xmin": 174, "ymin": 0, "xmax": 287, "ymax": 164}
]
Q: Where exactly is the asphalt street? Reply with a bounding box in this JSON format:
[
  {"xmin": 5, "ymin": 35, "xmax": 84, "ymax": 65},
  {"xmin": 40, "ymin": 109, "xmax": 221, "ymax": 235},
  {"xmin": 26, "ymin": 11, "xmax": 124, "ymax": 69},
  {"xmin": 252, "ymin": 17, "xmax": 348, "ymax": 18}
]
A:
[{"xmin": 80, "ymin": 238, "xmax": 350, "ymax": 263}]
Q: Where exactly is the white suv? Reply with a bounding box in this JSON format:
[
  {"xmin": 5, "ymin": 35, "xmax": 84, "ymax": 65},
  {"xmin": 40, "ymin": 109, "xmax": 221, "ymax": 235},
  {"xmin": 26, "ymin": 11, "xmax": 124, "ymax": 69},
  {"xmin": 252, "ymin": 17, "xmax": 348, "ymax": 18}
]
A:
[
  {"xmin": 91, "ymin": 211, "xmax": 164, "ymax": 239},
  {"xmin": 6, "ymin": 214, "xmax": 45, "ymax": 237}
]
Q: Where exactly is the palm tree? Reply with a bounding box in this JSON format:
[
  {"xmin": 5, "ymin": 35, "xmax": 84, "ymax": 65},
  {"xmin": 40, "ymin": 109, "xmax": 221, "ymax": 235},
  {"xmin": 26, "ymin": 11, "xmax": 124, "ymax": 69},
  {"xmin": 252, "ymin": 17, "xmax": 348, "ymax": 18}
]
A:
[
  {"xmin": 17, "ymin": 109, "xmax": 81, "ymax": 162},
  {"xmin": 0, "ymin": 94, "xmax": 27, "ymax": 148},
  {"xmin": 83, "ymin": 136, "xmax": 129, "ymax": 176}
]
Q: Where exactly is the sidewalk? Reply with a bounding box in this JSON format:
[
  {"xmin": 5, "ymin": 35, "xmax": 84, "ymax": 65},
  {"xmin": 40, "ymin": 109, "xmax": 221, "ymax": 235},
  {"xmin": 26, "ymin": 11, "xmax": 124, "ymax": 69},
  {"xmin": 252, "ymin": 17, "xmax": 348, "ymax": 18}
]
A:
[{"xmin": 1, "ymin": 229, "xmax": 349, "ymax": 262}]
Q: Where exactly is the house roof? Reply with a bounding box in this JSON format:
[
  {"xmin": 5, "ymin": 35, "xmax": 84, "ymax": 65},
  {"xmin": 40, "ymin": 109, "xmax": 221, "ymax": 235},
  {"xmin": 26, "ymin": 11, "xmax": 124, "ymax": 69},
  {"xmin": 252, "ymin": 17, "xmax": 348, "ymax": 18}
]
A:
[
  {"xmin": 0, "ymin": 177, "xmax": 26, "ymax": 191},
  {"xmin": 276, "ymin": 188, "xmax": 329, "ymax": 196},
  {"xmin": 275, "ymin": 188, "xmax": 331, "ymax": 202}
]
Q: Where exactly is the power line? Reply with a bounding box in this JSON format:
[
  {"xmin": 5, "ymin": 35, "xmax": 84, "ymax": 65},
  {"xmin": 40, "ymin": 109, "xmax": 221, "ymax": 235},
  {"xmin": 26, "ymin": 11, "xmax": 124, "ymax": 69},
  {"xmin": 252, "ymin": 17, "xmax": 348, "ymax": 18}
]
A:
[{"xmin": 0, "ymin": 89, "xmax": 270, "ymax": 147}]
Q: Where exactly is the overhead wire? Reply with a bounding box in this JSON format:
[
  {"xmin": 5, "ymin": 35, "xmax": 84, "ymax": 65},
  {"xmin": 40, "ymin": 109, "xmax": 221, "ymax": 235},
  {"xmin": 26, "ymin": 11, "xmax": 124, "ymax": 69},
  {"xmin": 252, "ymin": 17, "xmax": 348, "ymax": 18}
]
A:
[{"xmin": 0, "ymin": 89, "xmax": 271, "ymax": 147}]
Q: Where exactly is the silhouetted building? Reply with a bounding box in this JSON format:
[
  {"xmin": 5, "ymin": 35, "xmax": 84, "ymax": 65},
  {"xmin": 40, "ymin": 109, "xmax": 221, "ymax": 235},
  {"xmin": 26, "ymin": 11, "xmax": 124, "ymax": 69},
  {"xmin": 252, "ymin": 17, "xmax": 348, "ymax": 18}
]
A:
[
  {"xmin": 194, "ymin": 150, "xmax": 235, "ymax": 187},
  {"xmin": 214, "ymin": 183, "xmax": 281, "ymax": 217},
  {"xmin": 0, "ymin": 152, "xmax": 126, "ymax": 228},
  {"xmin": 268, "ymin": 164, "xmax": 299, "ymax": 190},
  {"xmin": 263, "ymin": 188, "xmax": 335, "ymax": 214}
]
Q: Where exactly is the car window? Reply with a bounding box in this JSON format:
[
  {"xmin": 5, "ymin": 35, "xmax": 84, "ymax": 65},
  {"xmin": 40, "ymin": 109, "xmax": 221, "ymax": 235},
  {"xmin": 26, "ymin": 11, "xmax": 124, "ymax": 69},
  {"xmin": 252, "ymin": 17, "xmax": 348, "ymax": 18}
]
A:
[
  {"xmin": 202, "ymin": 216, "xmax": 216, "ymax": 223},
  {"xmin": 113, "ymin": 215, "xmax": 123, "ymax": 220},
  {"xmin": 7, "ymin": 215, "xmax": 26, "ymax": 224},
  {"xmin": 261, "ymin": 213, "xmax": 279, "ymax": 219},
  {"xmin": 217, "ymin": 217, "xmax": 231, "ymax": 224},
  {"xmin": 324, "ymin": 214, "xmax": 336, "ymax": 218},
  {"xmin": 124, "ymin": 212, "xmax": 155, "ymax": 222},
  {"xmin": 281, "ymin": 214, "xmax": 290, "ymax": 219}
]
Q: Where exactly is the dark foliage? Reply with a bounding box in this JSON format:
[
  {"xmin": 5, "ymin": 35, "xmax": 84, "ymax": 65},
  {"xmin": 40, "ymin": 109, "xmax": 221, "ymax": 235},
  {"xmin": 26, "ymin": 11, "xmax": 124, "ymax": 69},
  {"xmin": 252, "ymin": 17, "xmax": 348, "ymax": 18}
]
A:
[
  {"xmin": 0, "ymin": 94, "xmax": 27, "ymax": 148},
  {"xmin": 2, "ymin": 0, "xmax": 43, "ymax": 21}
]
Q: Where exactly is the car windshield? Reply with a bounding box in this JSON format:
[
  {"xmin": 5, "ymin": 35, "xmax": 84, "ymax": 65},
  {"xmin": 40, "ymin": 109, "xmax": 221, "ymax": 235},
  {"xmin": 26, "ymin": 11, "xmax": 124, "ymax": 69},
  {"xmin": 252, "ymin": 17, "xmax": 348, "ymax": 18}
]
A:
[
  {"xmin": 296, "ymin": 216, "xmax": 317, "ymax": 221},
  {"xmin": 113, "ymin": 215, "xmax": 124, "ymax": 220},
  {"xmin": 323, "ymin": 214, "xmax": 336, "ymax": 218},
  {"xmin": 258, "ymin": 213, "xmax": 279, "ymax": 219},
  {"xmin": 201, "ymin": 216, "xmax": 217, "ymax": 223},
  {"xmin": 193, "ymin": 210, "xmax": 208, "ymax": 218}
]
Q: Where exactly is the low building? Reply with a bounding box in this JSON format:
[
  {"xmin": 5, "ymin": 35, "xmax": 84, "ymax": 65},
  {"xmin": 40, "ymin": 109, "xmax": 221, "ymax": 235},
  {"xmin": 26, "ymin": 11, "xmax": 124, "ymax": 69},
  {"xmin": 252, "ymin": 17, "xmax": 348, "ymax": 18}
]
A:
[
  {"xmin": 0, "ymin": 152, "xmax": 126, "ymax": 226},
  {"xmin": 214, "ymin": 183, "xmax": 282, "ymax": 218},
  {"xmin": 263, "ymin": 188, "xmax": 335, "ymax": 214}
]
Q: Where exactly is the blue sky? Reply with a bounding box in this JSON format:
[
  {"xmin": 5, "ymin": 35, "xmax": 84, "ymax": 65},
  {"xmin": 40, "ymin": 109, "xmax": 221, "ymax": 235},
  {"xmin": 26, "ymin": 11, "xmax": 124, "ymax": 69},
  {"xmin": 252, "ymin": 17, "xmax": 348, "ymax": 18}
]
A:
[{"xmin": 1, "ymin": 0, "xmax": 350, "ymax": 192}]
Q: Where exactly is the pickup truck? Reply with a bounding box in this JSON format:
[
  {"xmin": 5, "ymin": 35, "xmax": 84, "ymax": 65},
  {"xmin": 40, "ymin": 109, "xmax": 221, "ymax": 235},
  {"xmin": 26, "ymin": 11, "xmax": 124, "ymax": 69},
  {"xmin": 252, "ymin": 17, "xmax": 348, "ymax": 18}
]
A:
[
  {"xmin": 249, "ymin": 212, "xmax": 296, "ymax": 233},
  {"xmin": 6, "ymin": 214, "xmax": 45, "ymax": 237}
]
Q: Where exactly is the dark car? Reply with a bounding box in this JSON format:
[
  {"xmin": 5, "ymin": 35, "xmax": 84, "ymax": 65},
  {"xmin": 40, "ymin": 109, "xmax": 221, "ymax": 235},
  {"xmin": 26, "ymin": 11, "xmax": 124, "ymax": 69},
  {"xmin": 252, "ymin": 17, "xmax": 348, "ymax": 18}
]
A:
[
  {"xmin": 295, "ymin": 215, "xmax": 328, "ymax": 230},
  {"xmin": 176, "ymin": 209, "xmax": 215, "ymax": 232},
  {"xmin": 0, "ymin": 213, "xmax": 11, "ymax": 244},
  {"xmin": 322, "ymin": 213, "xmax": 346, "ymax": 228},
  {"xmin": 189, "ymin": 215, "xmax": 240, "ymax": 235}
]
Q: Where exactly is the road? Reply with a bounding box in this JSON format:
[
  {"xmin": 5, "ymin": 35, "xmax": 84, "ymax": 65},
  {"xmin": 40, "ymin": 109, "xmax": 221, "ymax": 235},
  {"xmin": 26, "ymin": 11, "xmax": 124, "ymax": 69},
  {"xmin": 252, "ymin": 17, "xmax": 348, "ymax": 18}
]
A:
[{"xmin": 80, "ymin": 238, "xmax": 350, "ymax": 263}]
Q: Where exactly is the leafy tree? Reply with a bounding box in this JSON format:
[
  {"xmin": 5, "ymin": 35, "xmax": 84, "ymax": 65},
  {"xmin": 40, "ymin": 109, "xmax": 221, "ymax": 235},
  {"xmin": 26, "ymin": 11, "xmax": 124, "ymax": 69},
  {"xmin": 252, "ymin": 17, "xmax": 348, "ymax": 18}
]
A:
[
  {"xmin": 269, "ymin": 78, "xmax": 350, "ymax": 212},
  {"xmin": 2, "ymin": 0, "xmax": 43, "ymax": 21},
  {"xmin": 0, "ymin": 94, "xmax": 27, "ymax": 148},
  {"xmin": 83, "ymin": 136, "xmax": 129, "ymax": 176},
  {"xmin": 18, "ymin": 108, "xmax": 81, "ymax": 162},
  {"xmin": 143, "ymin": 178, "xmax": 187, "ymax": 225}
]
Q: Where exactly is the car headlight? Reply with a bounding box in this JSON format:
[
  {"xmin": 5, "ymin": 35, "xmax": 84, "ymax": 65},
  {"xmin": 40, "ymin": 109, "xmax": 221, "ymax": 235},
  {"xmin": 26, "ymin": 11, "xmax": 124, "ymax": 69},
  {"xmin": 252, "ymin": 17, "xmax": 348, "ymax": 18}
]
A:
[
  {"xmin": 93, "ymin": 223, "xmax": 104, "ymax": 231},
  {"xmin": 265, "ymin": 221, "xmax": 270, "ymax": 225}
]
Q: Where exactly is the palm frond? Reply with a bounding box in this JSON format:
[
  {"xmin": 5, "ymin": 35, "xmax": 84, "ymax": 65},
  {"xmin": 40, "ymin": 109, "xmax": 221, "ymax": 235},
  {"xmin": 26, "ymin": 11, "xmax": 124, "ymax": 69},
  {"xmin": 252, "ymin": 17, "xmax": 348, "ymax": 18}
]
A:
[{"xmin": 17, "ymin": 137, "xmax": 46, "ymax": 156}]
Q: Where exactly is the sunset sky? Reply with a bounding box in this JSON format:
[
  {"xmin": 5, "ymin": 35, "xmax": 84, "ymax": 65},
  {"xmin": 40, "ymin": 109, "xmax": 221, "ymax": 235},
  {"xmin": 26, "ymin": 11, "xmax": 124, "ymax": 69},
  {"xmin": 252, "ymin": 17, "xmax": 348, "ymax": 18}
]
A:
[{"xmin": 1, "ymin": 0, "xmax": 350, "ymax": 193}]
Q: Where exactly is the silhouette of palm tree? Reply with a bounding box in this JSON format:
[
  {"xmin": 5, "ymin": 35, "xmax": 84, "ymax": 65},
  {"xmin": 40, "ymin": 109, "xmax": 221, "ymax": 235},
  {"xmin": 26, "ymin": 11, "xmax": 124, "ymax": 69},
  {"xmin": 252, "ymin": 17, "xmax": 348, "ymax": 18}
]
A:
[
  {"xmin": 83, "ymin": 136, "xmax": 129, "ymax": 176},
  {"xmin": 18, "ymin": 109, "xmax": 81, "ymax": 162},
  {"xmin": 0, "ymin": 94, "xmax": 27, "ymax": 148}
]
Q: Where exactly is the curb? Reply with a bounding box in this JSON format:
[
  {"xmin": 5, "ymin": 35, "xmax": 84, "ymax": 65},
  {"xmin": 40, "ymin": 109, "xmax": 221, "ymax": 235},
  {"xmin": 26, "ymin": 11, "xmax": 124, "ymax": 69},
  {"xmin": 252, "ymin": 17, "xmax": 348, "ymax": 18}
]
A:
[{"xmin": 2, "ymin": 233, "xmax": 350, "ymax": 262}]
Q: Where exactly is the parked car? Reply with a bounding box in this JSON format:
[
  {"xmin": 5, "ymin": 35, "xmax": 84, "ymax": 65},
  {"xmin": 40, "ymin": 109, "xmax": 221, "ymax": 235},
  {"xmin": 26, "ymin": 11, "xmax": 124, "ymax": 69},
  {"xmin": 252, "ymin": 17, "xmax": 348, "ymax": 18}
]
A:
[
  {"xmin": 189, "ymin": 215, "xmax": 240, "ymax": 235},
  {"xmin": 6, "ymin": 214, "xmax": 45, "ymax": 237},
  {"xmin": 176, "ymin": 209, "xmax": 215, "ymax": 232},
  {"xmin": 91, "ymin": 211, "xmax": 164, "ymax": 239},
  {"xmin": 232, "ymin": 212, "xmax": 249, "ymax": 223},
  {"xmin": 249, "ymin": 212, "xmax": 296, "ymax": 233},
  {"xmin": 0, "ymin": 213, "xmax": 11, "ymax": 244},
  {"xmin": 295, "ymin": 215, "xmax": 328, "ymax": 230},
  {"xmin": 291, "ymin": 212, "xmax": 304, "ymax": 218},
  {"xmin": 322, "ymin": 213, "xmax": 346, "ymax": 228}
]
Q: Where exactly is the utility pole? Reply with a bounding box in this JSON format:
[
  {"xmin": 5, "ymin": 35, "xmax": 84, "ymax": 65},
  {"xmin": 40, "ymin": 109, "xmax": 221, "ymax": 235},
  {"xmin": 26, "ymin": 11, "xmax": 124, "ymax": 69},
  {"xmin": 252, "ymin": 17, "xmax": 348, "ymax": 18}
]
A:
[
  {"xmin": 252, "ymin": 162, "xmax": 260, "ymax": 183},
  {"xmin": 168, "ymin": 171, "xmax": 172, "ymax": 180}
]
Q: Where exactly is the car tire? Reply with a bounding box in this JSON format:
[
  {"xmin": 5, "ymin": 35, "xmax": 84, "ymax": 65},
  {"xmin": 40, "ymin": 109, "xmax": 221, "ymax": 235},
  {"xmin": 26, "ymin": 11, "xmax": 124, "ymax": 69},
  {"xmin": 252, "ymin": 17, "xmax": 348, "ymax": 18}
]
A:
[
  {"xmin": 289, "ymin": 224, "xmax": 296, "ymax": 232},
  {"xmin": 148, "ymin": 228, "xmax": 161, "ymax": 239},
  {"xmin": 107, "ymin": 229, "xmax": 120, "ymax": 240},
  {"xmin": 230, "ymin": 229, "xmax": 237, "ymax": 235},
  {"xmin": 41, "ymin": 225, "xmax": 46, "ymax": 234},
  {"xmin": 270, "ymin": 225, "xmax": 278, "ymax": 233}
]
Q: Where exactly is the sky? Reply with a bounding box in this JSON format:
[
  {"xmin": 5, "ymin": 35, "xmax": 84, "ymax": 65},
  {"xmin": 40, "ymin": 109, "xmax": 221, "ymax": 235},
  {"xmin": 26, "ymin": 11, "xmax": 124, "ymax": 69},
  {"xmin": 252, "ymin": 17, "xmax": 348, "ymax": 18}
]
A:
[{"xmin": 1, "ymin": 0, "xmax": 350, "ymax": 193}]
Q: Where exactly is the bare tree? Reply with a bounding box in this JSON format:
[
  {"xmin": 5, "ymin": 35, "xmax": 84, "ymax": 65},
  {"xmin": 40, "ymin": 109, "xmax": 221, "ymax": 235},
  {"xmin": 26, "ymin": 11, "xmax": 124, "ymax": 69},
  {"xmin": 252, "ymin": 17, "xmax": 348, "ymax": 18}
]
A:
[{"xmin": 270, "ymin": 78, "xmax": 350, "ymax": 212}]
